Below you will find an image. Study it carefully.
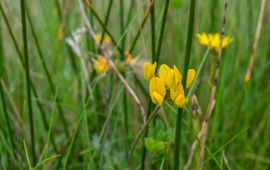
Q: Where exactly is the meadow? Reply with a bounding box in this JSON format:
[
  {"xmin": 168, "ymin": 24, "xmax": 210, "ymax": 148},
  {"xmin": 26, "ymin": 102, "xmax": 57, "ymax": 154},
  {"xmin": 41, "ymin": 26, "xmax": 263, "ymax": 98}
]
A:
[{"xmin": 0, "ymin": 0, "xmax": 270, "ymax": 169}]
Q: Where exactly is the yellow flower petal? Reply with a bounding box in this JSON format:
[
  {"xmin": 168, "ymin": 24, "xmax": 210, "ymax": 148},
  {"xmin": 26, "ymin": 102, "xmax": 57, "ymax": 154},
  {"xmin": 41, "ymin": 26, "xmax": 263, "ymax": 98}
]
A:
[
  {"xmin": 151, "ymin": 92, "xmax": 164, "ymax": 106},
  {"xmin": 196, "ymin": 33, "xmax": 233, "ymax": 52},
  {"xmin": 95, "ymin": 33, "xmax": 102, "ymax": 43},
  {"xmin": 186, "ymin": 69, "xmax": 196, "ymax": 88},
  {"xmin": 167, "ymin": 66, "xmax": 182, "ymax": 89},
  {"xmin": 158, "ymin": 64, "xmax": 171, "ymax": 85},
  {"xmin": 170, "ymin": 83, "xmax": 184, "ymax": 101},
  {"xmin": 174, "ymin": 94, "xmax": 187, "ymax": 108},
  {"xmin": 143, "ymin": 62, "xmax": 157, "ymax": 81},
  {"xmin": 196, "ymin": 33, "xmax": 209, "ymax": 47},
  {"xmin": 93, "ymin": 55, "xmax": 109, "ymax": 74},
  {"xmin": 149, "ymin": 76, "xmax": 166, "ymax": 106},
  {"xmin": 124, "ymin": 51, "xmax": 133, "ymax": 65}
]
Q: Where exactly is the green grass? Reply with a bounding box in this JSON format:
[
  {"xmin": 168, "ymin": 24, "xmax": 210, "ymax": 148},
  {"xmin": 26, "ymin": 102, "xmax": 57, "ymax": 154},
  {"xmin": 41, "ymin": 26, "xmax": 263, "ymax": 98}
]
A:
[{"xmin": 0, "ymin": 0, "xmax": 270, "ymax": 169}]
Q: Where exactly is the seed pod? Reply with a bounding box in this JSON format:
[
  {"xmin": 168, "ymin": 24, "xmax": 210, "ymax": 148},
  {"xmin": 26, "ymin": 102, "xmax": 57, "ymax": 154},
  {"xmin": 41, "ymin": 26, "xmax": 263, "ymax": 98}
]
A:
[{"xmin": 191, "ymin": 95, "xmax": 202, "ymax": 118}]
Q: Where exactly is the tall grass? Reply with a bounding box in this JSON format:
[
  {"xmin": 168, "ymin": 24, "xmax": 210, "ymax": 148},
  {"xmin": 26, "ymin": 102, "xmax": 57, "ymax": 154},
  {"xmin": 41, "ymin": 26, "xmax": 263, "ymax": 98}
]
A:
[{"xmin": 0, "ymin": 0, "xmax": 270, "ymax": 169}]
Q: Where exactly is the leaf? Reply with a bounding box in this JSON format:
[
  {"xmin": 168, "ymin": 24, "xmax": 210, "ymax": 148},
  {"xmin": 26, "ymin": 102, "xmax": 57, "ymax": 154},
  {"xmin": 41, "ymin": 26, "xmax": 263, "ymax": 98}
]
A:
[{"xmin": 145, "ymin": 137, "xmax": 166, "ymax": 153}]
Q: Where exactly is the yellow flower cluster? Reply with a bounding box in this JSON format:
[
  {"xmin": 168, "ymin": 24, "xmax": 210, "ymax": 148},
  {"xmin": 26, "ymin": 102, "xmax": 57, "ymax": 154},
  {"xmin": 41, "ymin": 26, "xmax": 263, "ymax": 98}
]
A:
[
  {"xmin": 95, "ymin": 33, "xmax": 111, "ymax": 45},
  {"xmin": 93, "ymin": 55, "xmax": 109, "ymax": 74},
  {"xmin": 196, "ymin": 33, "xmax": 233, "ymax": 52},
  {"xmin": 143, "ymin": 62, "xmax": 195, "ymax": 108}
]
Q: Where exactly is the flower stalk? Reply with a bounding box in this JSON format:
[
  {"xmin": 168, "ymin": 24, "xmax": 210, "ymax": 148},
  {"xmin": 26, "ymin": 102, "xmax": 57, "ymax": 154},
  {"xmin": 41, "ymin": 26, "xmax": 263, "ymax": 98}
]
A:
[{"xmin": 174, "ymin": 0, "xmax": 196, "ymax": 169}]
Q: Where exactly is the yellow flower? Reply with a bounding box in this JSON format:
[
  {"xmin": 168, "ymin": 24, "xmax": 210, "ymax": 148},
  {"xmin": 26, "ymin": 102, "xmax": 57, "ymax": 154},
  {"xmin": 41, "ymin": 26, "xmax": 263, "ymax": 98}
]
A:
[
  {"xmin": 196, "ymin": 33, "xmax": 209, "ymax": 46},
  {"xmin": 93, "ymin": 55, "xmax": 109, "ymax": 74},
  {"xmin": 149, "ymin": 76, "xmax": 166, "ymax": 106},
  {"xmin": 158, "ymin": 64, "xmax": 171, "ymax": 85},
  {"xmin": 196, "ymin": 33, "xmax": 233, "ymax": 52},
  {"xmin": 158, "ymin": 64, "xmax": 182, "ymax": 89},
  {"xmin": 170, "ymin": 83, "xmax": 188, "ymax": 108},
  {"xmin": 143, "ymin": 62, "xmax": 157, "ymax": 81},
  {"xmin": 95, "ymin": 33, "xmax": 111, "ymax": 45},
  {"xmin": 124, "ymin": 51, "xmax": 133, "ymax": 65},
  {"xmin": 186, "ymin": 69, "xmax": 196, "ymax": 88}
]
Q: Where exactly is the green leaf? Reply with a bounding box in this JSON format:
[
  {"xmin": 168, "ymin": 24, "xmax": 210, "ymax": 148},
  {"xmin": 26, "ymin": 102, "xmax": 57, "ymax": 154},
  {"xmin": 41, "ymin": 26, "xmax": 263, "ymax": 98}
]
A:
[{"xmin": 145, "ymin": 137, "xmax": 166, "ymax": 153}]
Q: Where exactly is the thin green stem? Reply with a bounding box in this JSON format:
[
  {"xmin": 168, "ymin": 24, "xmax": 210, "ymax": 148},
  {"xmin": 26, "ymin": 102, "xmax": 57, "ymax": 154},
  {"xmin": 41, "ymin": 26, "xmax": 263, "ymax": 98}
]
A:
[
  {"xmin": 124, "ymin": 0, "xmax": 135, "ymax": 41},
  {"xmin": 150, "ymin": 1, "xmax": 156, "ymax": 61},
  {"xmin": 99, "ymin": 0, "xmax": 113, "ymax": 50},
  {"xmin": 174, "ymin": 108, "xmax": 183, "ymax": 170},
  {"xmin": 0, "ymin": 17, "xmax": 4, "ymax": 78},
  {"xmin": 140, "ymin": 1, "xmax": 156, "ymax": 168},
  {"xmin": 129, "ymin": 0, "xmax": 154, "ymax": 54},
  {"xmin": 174, "ymin": 0, "xmax": 196, "ymax": 169},
  {"xmin": 156, "ymin": 0, "xmax": 170, "ymax": 66},
  {"xmin": 54, "ymin": 0, "xmax": 62, "ymax": 21},
  {"xmin": 119, "ymin": 0, "xmax": 129, "ymax": 159},
  {"xmin": 20, "ymin": 0, "xmax": 36, "ymax": 165},
  {"xmin": 140, "ymin": 101, "xmax": 154, "ymax": 170}
]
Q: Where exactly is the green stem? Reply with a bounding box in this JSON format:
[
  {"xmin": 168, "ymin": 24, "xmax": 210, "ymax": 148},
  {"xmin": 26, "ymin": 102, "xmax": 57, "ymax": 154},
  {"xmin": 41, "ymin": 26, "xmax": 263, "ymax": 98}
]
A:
[
  {"xmin": 174, "ymin": 0, "xmax": 196, "ymax": 169},
  {"xmin": 124, "ymin": 0, "xmax": 135, "ymax": 37},
  {"xmin": 140, "ymin": 1, "xmax": 156, "ymax": 169},
  {"xmin": 0, "ymin": 17, "xmax": 4, "ymax": 78},
  {"xmin": 156, "ymin": 0, "xmax": 170, "ymax": 66},
  {"xmin": 54, "ymin": 0, "xmax": 62, "ymax": 21},
  {"xmin": 174, "ymin": 108, "xmax": 183, "ymax": 170},
  {"xmin": 119, "ymin": 0, "xmax": 129, "ymax": 159},
  {"xmin": 20, "ymin": 0, "xmax": 36, "ymax": 165},
  {"xmin": 150, "ymin": 1, "xmax": 156, "ymax": 62},
  {"xmin": 99, "ymin": 0, "xmax": 113, "ymax": 50}
]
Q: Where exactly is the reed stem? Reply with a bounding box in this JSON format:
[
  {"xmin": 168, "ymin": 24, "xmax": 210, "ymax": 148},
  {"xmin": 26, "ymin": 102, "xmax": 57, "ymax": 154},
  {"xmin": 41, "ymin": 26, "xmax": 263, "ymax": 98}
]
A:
[
  {"xmin": 156, "ymin": 0, "xmax": 170, "ymax": 66},
  {"xmin": 140, "ymin": 1, "xmax": 157, "ymax": 169},
  {"xmin": 174, "ymin": 0, "xmax": 196, "ymax": 169},
  {"xmin": 20, "ymin": 0, "xmax": 36, "ymax": 165}
]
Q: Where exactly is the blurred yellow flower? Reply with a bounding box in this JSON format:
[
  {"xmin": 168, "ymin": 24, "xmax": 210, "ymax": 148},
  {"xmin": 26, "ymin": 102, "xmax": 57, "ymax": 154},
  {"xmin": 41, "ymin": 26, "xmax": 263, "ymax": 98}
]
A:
[
  {"xmin": 95, "ymin": 33, "xmax": 111, "ymax": 45},
  {"xmin": 143, "ymin": 62, "xmax": 157, "ymax": 81},
  {"xmin": 124, "ymin": 51, "xmax": 133, "ymax": 65},
  {"xmin": 149, "ymin": 76, "xmax": 166, "ymax": 106},
  {"xmin": 93, "ymin": 55, "xmax": 109, "ymax": 74},
  {"xmin": 196, "ymin": 33, "xmax": 233, "ymax": 52},
  {"xmin": 186, "ymin": 69, "xmax": 196, "ymax": 88},
  {"xmin": 170, "ymin": 83, "xmax": 187, "ymax": 108}
]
